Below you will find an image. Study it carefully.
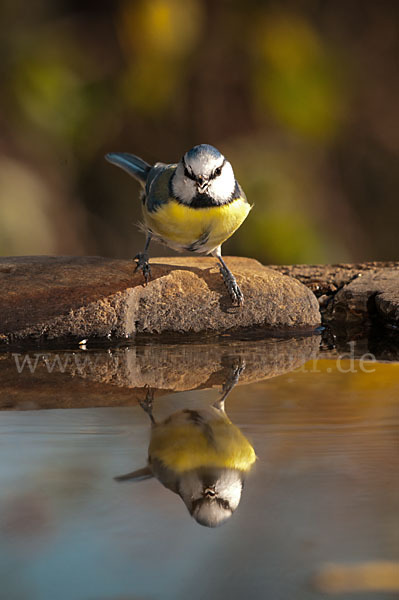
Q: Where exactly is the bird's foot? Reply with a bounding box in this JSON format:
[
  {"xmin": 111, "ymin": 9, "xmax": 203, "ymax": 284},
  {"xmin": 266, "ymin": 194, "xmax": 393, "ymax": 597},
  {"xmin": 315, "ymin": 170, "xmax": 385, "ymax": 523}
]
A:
[
  {"xmin": 219, "ymin": 263, "xmax": 244, "ymax": 306},
  {"xmin": 221, "ymin": 358, "xmax": 246, "ymax": 397},
  {"xmin": 214, "ymin": 357, "xmax": 246, "ymax": 409},
  {"xmin": 134, "ymin": 252, "xmax": 151, "ymax": 284},
  {"xmin": 139, "ymin": 386, "xmax": 155, "ymax": 424},
  {"xmin": 231, "ymin": 357, "xmax": 246, "ymax": 381}
]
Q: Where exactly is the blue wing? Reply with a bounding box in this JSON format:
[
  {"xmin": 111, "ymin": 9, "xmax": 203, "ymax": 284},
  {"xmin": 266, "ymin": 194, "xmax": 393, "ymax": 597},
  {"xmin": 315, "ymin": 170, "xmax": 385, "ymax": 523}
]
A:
[
  {"xmin": 106, "ymin": 152, "xmax": 176, "ymax": 212},
  {"xmin": 105, "ymin": 152, "xmax": 151, "ymax": 185},
  {"xmin": 145, "ymin": 163, "xmax": 177, "ymax": 212}
]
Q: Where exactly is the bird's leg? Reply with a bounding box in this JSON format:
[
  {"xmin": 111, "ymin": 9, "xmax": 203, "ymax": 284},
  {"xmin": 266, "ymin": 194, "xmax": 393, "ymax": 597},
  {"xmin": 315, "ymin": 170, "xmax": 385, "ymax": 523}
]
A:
[
  {"xmin": 139, "ymin": 385, "xmax": 156, "ymax": 425},
  {"xmin": 134, "ymin": 232, "xmax": 152, "ymax": 284},
  {"xmin": 213, "ymin": 247, "xmax": 244, "ymax": 306},
  {"xmin": 214, "ymin": 357, "xmax": 246, "ymax": 411}
]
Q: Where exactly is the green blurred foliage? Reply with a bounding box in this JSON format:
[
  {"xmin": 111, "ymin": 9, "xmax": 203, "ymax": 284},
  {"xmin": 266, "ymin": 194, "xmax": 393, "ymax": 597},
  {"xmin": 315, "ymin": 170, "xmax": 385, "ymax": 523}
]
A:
[
  {"xmin": 252, "ymin": 13, "xmax": 345, "ymax": 139},
  {"xmin": 0, "ymin": 0, "xmax": 398, "ymax": 263}
]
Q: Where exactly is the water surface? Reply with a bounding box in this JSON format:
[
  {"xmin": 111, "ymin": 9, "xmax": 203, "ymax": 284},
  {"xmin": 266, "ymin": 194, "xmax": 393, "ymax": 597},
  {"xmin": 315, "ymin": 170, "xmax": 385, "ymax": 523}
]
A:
[{"xmin": 0, "ymin": 337, "xmax": 398, "ymax": 599}]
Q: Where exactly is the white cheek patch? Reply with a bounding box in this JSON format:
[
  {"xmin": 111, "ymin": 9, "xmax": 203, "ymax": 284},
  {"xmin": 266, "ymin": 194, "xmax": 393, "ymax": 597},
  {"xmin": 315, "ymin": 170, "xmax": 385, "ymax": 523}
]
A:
[
  {"xmin": 208, "ymin": 163, "xmax": 236, "ymax": 203},
  {"xmin": 172, "ymin": 163, "xmax": 197, "ymax": 204},
  {"xmin": 216, "ymin": 471, "xmax": 243, "ymax": 511},
  {"xmin": 178, "ymin": 472, "xmax": 203, "ymax": 505},
  {"xmin": 173, "ymin": 177, "xmax": 197, "ymax": 204}
]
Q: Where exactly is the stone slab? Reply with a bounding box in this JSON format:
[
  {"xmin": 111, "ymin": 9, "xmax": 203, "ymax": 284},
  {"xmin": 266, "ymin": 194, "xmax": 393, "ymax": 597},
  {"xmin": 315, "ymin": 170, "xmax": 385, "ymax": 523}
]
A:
[{"xmin": 0, "ymin": 256, "xmax": 321, "ymax": 343}]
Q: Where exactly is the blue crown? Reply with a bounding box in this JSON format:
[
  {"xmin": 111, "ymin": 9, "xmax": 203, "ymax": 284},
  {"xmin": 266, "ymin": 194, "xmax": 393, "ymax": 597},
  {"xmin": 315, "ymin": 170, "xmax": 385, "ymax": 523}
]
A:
[{"xmin": 185, "ymin": 144, "xmax": 222, "ymax": 161}]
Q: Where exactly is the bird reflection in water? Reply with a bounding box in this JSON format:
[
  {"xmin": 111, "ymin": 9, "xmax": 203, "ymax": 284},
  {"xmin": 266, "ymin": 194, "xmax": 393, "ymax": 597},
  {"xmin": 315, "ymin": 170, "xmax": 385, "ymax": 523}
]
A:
[{"xmin": 115, "ymin": 360, "xmax": 256, "ymax": 527}]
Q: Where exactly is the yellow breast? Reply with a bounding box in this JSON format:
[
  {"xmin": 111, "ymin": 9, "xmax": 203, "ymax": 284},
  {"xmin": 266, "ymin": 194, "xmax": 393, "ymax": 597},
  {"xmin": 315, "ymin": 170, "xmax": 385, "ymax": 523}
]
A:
[
  {"xmin": 143, "ymin": 197, "xmax": 251, "ymax": 253},
  {"xmin": 149, "ymin": 418, "xmax": 256, "ymax": 473}
]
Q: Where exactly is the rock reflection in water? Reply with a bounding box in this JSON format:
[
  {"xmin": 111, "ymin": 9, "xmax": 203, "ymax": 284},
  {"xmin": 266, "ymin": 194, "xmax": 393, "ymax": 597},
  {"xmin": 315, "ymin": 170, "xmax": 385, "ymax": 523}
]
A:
[
  {"xmin": 115, "ymin": 361, "xmax": 256, "ymax": 527},
  {"xmin": 0, "ymin": 334, "xmax": 320, "ymax": 410}
]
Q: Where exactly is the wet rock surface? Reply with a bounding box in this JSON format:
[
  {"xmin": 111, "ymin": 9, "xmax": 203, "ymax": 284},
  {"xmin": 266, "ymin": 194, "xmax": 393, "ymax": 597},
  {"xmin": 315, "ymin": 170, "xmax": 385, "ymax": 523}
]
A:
[{"xmin": 0, "ymin": 256, "xmax": 320, "ymax": 343}]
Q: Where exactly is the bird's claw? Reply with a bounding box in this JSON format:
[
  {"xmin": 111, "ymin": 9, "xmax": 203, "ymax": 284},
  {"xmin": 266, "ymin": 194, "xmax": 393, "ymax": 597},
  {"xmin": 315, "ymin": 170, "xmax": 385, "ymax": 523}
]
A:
[
  {"xmin": 134, "ymin": 252, "xmax": 151, "ymax": 284},
  {"xmin": 221, "ymin": 358, "xmax": 246, "ymax": 396},
  {"xmin": 139, "ymin": 385, "xmax": 154, "ymax": 415},
  {"xmin": 228, "ymin": 280, "xmax": 244, "ymax": 306},
  {"xmin": 215, "ymin": 357, "xmax": 246, "ymax": 408},
  {"xmin": 231, "ymin": 357, "xmax": 246, "ymax": 379},
  {"xmin": 219, "ymin": 264, "xmax": 244, "ymax": 306}
]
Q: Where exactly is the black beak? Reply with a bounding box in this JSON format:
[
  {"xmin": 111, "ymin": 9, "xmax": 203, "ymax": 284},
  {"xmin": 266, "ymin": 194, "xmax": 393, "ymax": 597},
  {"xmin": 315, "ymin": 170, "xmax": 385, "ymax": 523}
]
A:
[{"xmin": 196, "ymin": 176, "xmax": 208, "ymax": 192}]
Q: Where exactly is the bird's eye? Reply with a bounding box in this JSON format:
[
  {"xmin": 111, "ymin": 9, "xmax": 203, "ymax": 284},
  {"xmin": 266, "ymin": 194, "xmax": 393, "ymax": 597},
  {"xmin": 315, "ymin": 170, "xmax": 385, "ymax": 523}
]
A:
[{"xmin": 214, "ymin": 166, "xmax": 222, "ymax": 177}]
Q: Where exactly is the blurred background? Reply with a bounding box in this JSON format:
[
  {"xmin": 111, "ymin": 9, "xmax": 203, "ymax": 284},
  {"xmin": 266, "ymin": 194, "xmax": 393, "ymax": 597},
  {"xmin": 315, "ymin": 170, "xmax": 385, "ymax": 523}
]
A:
[{"xmin": 0, "ymin": 0, "xmax": 398, "ymax": 264}]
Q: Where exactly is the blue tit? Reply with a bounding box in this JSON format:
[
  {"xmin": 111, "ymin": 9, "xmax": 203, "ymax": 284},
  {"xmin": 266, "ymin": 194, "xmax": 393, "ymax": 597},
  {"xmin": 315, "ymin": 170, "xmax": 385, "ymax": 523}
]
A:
[
  {"xmin": 115, "ymin": 362, "xmax": 256, "ymax": 528},
  {"xmin": 105, "ymin": 144, "xmax": 251, "ymax": 305}
]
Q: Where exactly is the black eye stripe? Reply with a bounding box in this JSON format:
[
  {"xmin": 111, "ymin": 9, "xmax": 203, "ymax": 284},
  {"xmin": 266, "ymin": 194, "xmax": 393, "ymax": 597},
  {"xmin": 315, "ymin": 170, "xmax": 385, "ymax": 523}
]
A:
[
  {"xmin": 184, "ymin": 168, "xmax": 195, "ymax": 181},
  {"xmin": 182, "ymin": 156, "xmax": 196, "ymax": 181},
  {"xmin": 184, "ymin": 166, "xmax": 196, "ymax": 181}
]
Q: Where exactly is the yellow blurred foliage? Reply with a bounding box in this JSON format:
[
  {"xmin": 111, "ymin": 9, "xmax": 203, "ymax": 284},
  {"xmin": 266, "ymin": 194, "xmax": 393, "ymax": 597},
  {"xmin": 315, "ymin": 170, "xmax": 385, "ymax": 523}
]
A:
[
  {"xmin": 118, "ymin": 0, "xmax": 203, "ymax": 113},
  {"xmin": 252, "ymin": 13, "xmax": 345, "ymax": 139}
]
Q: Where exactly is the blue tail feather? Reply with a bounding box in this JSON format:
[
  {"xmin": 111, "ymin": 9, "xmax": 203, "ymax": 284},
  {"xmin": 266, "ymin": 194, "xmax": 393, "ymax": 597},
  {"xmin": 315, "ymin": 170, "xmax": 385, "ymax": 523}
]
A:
[{"xmin": 105, "ymin": 152, "xmax": 151, "ymax": 184}]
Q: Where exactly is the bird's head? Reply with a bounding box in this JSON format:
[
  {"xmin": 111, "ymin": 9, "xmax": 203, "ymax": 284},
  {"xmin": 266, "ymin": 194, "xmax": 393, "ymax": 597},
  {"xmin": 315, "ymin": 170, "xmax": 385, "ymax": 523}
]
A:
[
  {"xmin": 172, "ymin": 144, "xmax": 236, "ymax": 204},
  {"xmin": 178, "ymin": 467, "xmax": 244, "ymax": 528}
]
